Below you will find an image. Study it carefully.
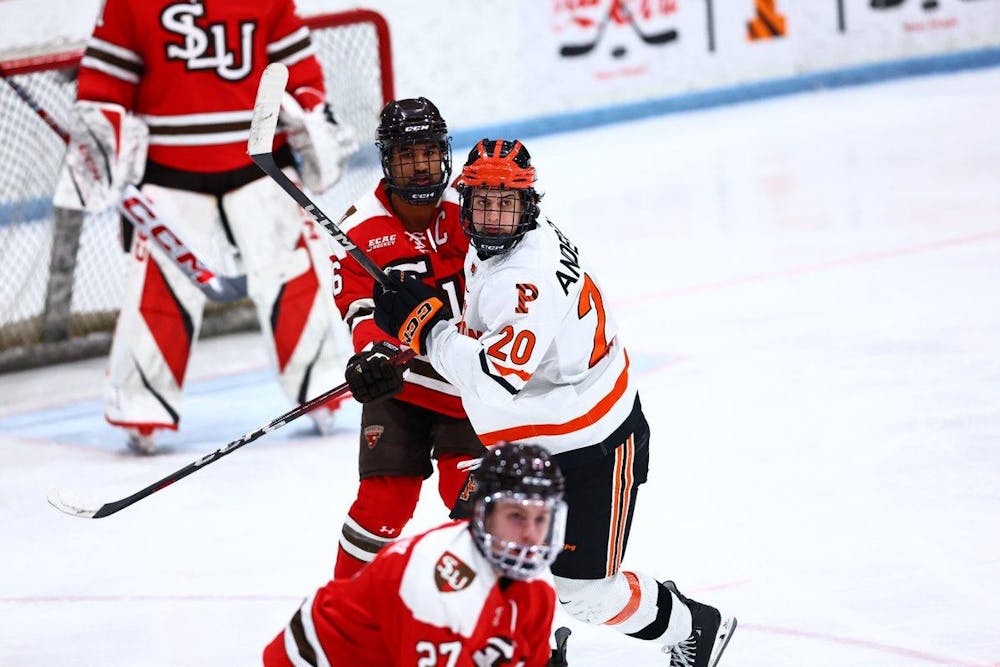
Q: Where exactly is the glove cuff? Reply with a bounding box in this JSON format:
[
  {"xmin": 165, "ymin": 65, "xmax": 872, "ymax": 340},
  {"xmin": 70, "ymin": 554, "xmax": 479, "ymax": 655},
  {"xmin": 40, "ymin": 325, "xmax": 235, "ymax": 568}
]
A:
[{"xmin": 397, "ymin": 297, "xmax": 446, "ymax": 355}]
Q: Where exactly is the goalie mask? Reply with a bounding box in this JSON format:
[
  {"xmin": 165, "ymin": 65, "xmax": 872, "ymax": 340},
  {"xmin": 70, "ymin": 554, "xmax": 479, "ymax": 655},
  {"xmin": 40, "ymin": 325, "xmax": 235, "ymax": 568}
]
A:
[
  {"xmin": 469, "ymin": 443, "xmax": 567, "ymax": 581},
  {"xmin": 376, "ymin": 97, "xmax": 452, "ymax": 205},
  {"xmin": 456, "ymin": 138, "xmax": 540, "ymax": 258}
]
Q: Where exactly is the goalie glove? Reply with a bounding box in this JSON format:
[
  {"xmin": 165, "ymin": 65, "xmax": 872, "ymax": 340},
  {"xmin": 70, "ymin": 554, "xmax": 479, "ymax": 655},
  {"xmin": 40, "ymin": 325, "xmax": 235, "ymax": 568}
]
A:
[
  {"xmin": 53, "ymin": 101, "xmax": 148, "ymax": 212},
  {"xmin": 281, "ymin": 89, "xmax": 359, "ymax": 193}
]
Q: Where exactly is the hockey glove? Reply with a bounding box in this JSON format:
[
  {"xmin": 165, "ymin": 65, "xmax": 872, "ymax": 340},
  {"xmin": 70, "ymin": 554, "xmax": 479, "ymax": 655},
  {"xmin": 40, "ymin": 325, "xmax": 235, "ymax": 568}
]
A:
[
  {"xmin": 53, "ymin": 101, "xmax": 148, "ymax": 212},
  {"xmin": 282, "ymin": 90, "xmax": 359, "ymax": 193},
  {"xmin": 373, "ymin": 272, "xmax": 452, "ymax": 355},
  {"xmin": 345, "ymin": 341, "xmax": 408, "ymax": 404}
]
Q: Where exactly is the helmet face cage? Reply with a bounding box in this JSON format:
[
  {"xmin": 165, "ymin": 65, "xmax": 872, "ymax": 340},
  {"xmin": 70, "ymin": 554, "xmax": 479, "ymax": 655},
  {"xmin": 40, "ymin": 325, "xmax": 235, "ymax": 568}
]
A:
[
  {"xmin": 457, "ymin": 138, "xmax": 540, "ymax": 257},
  {"xmin": 471, "ymin": 491, "xmax": 567, "ymax": 581},
  {"xmin": 376, "ymin": 97, "xmax": 452, "ymax": 205},
  {"xmin": 458, "ymin": 184, "xmax": 538, "ymax": 257}
]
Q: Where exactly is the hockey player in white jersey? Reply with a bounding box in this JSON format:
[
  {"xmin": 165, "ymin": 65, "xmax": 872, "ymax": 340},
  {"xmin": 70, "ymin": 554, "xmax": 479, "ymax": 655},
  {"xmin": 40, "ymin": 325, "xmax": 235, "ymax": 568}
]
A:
[{"xmin": 371, "ymin": 139, "xmax": 736, "ymax": 666}]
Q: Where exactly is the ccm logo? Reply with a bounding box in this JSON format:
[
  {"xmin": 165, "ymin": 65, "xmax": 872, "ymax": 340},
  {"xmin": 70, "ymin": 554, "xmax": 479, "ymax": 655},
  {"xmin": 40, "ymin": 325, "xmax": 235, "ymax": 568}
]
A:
[
  {"xmin": 404, "ymin": 124, "xmax": 430, "ymax": 132},
  {"xmin": 400, "ymin": 298, "xmax": 442, "ymax": 347}
]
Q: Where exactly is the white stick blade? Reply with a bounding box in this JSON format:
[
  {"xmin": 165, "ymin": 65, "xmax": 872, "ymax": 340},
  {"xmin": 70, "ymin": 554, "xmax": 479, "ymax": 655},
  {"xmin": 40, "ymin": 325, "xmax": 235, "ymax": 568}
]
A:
[
  {"xmin": 248, "ymin": 63, "xmax": 288, "ymax": 157},
  {"xmin": 47, "ymin": 487, "xmax": 100, "ymax": 519}
]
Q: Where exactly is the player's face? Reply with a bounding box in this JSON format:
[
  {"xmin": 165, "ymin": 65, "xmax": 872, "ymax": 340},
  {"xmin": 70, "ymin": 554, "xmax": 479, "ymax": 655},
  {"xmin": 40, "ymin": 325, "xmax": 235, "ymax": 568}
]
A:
[
  {"xmin": 389, "ymin": 141, "xmax": 444, "ymax": 187},
  {"xmin": 469, "ymin": 188, "xmax": 522, "ymax": 237},
  {"xmin": 485, "ymin": 498, "xmax": 553, "ymax": 548}
]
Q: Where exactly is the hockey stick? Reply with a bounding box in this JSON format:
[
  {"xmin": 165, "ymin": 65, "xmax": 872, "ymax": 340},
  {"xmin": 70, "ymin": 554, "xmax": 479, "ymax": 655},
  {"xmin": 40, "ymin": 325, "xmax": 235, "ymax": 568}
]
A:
[
  {"xmin": 46, "ymin": 348, "xmax": 415, "ymax": 519},
  {"xmin": 120, "ymin": 184, "xmax": 248, "ymax": 302},
  {"xmin": 0, "ymin": 66, "xmax": 87, "ymax": 206},
  {"xmin": 559, "ymin": 12, "xmax": 612, "ymax": 57},
  {"xmin": 0, "ymin": 67, "xmax": 71, "ymax": 142},
  {"xmin": 249, "ymin": 63, "xmax": 395, "ymax": 289},
  {"xmin": 0, "ymin": 67, "xmax": 244, "ymax": 300},
  {"xmin": 620, "ymin": 3, "xmax": 679, "ymax": 45}
]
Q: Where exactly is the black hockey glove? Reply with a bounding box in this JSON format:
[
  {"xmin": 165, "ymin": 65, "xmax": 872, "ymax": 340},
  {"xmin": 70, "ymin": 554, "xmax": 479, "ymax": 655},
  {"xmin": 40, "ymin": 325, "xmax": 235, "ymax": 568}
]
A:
[
  {"xmin": 344, "ymin": 341, "xmax": 408, "ymax": 404},
  {"xmin": 373, "ymin": 272, "xmax": 452, "ymax": 355}
]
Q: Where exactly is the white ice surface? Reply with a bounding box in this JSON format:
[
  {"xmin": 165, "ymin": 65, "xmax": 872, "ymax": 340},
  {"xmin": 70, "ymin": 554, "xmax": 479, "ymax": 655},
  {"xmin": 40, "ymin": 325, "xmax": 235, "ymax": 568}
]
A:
[{"xmin": 2, "ymin": 68, "xmax": 999, "ymax": 666}]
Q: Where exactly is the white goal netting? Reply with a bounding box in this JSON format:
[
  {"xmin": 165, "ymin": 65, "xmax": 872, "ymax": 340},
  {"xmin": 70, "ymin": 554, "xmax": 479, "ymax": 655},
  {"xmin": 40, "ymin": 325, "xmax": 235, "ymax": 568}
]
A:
[{"xmin": 0, "ymin": 9, "xmax": 393, "ymax": 371}]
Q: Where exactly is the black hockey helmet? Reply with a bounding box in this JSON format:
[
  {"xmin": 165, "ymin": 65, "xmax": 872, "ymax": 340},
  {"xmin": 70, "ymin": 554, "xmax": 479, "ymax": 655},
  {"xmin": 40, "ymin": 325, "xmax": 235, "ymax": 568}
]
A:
[
  {"xmin": 376, "ymin": 97, "xmax": 452, "ymax": 205},
  {"xmin": 469, "ymin": 443, "xmax": 567, "ymax": 581},
  {"xmin": 455, "ymin": 138, "xmax": 540, "ymax": 257}
]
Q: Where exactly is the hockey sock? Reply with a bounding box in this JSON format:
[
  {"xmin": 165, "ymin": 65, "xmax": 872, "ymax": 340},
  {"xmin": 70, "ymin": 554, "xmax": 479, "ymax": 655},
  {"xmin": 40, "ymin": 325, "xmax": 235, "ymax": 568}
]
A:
[
  {"xmin": 436, "ymin": 453, "xmax": 475, "ymax": 510},
  {"xmin": 334, "ymin": 475, "xmax": 421, "ymax": 579}
]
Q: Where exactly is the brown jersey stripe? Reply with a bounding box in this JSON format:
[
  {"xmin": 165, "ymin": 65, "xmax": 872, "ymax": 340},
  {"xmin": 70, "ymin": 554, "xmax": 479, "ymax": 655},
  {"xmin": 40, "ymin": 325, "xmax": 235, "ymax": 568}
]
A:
[
  {"xmin": 269, "ymin": 36, "xmax": 312, "ymax": 64},
  {"xmin": 346, "ymin": 305, "xmax": 375, "ymax": 330},
  {"xmin": 288, "ymin": 608, "xmax": 320, "ymax": 667},
  {"xmin": 83, "ymin": 46, "xmax": 143, "ymax": 75},
  {"xmin": 342, "ymin": 522, "xmax": 391, "ymax": 555},
  {"xmin": 408, "ymin": 356, "xmax": 453, "ymax": 386},
  {"xmin": 147, "ymin": 120, "xmax": 252, "ymax": 136}
]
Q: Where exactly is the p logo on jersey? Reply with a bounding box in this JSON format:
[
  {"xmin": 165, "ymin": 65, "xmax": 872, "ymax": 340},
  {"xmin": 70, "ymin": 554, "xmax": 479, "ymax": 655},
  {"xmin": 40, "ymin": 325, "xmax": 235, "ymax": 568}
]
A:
[
  {"xmin": 434, "ymin": 551, "xmax": 476, "ymax": 592},
  {"xmin": 515, "ymin": 283, "xmax": 538, "ymax": 314}
]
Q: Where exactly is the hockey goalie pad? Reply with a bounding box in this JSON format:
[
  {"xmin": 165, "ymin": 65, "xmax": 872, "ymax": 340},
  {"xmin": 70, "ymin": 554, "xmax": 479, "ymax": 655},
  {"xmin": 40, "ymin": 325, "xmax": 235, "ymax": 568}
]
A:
[
  {"xmin": 281, "ymin": 90, "xmax": 359, "ymax": 194},
  {"xmin": 53, "ymin": 101, "xmax": 149, "ymax": 212}
]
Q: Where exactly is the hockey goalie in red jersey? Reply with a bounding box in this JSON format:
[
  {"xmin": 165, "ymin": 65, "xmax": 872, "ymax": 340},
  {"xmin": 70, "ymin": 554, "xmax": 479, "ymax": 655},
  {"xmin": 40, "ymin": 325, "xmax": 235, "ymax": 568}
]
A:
[
  {"xmin": 330, "ymin": 97, "xmax": 485, "ymax": 579},
  {"xmin": 370, "ymin": 140, "xmax": 737, "ymax": 667},
  {"xmin": 54, "ymin": 0, "xmax": 357, "ymax": 454},
  {"xmin": 264, "ymin": 443, "xmax": 566, "ymax": 667}
]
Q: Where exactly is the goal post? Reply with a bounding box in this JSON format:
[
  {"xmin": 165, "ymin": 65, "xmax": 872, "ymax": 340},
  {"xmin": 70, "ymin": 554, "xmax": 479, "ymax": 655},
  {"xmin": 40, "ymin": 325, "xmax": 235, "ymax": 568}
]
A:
[{"xmin": 0, "ymin": 9, "xmax": 394, "ymax": 373}]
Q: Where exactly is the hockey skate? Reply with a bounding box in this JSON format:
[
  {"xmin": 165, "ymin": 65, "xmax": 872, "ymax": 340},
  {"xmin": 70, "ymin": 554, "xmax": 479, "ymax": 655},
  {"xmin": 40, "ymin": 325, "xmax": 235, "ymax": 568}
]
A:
[
  {"xmin": 125, "ymin": 427, "xmax": 157, "ymax": 455},
  {"xmin": 661, "ymin": 582, "xmax": 736, "ymax": 667}
]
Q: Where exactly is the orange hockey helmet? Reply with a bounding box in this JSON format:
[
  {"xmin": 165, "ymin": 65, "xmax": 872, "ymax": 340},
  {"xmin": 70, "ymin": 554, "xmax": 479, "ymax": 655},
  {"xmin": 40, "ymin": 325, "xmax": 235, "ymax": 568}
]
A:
[{"xmin": 456, "ymin": 138, "xmax": 540, "ymax": 257}]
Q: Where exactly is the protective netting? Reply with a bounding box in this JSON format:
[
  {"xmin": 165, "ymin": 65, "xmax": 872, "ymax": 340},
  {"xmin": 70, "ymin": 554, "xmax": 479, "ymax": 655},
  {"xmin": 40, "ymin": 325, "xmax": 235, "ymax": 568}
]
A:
[{"xmin": 0, "ymin": 11, "xmax": 391, "ymax": 372}]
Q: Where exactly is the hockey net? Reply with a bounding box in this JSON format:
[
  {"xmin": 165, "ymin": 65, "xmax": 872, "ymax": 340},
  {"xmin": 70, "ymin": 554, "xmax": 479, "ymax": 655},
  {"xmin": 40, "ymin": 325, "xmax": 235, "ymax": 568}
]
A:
[{"xmin": 0, "ymin": 9, "xmax": 393, "ymax": 372}]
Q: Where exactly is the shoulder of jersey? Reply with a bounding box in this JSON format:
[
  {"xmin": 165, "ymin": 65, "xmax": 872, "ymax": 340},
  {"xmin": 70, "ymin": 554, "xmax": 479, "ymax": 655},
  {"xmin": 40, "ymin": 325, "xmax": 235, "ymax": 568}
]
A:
[
  {"xmin": 340, "ymin": 188, "xmax": 396, "ymax": 237},
  {"xmin": 441, "ymin": 184, "xmax": 461, "ymax": 207},
  {"xmin": 490, "ymin": 222, "xmax": 557, "ymax": 282},
  {"xmin": 397, "ymin": 522, "xmax": 496, "ymax": 635}
]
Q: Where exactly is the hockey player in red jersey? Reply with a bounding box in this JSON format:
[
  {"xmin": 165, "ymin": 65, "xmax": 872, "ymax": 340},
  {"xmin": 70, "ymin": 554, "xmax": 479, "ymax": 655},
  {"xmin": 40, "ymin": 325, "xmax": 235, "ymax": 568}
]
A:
[
  {"xmin": 264, "ymin": 443, "xmax": 566, "ymax": 667},
  {"xmin": 370, "ymin": 140, "xmax": 737, "ymax": 667},
  {"xmin": 331, "ymin": 97, "xmax": 486, "ymax": 578},
  {"xmin": 53, "ymin": 0, "xmax": 356, "ymax": 453}
]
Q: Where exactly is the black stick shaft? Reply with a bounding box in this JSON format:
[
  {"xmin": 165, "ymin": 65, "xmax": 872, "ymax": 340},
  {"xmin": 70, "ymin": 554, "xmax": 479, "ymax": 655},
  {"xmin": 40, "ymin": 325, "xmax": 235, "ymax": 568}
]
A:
[
  {"xmin": 82, "ymin": 349, "xmax": 414, "ymax": 518},
  {"xmin": 250, "ymin": 152, "xmax": 394, "ymax": 289}
]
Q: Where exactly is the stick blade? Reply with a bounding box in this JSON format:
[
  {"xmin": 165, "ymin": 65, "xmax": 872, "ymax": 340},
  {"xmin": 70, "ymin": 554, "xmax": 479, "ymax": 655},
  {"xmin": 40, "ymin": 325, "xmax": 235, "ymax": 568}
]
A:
[
  {"xmin": 248, "ymin": 63, "xmax": 288, "ymax": 157},
  {"xmin": 47, "ymin": 487, "xmax": 101, "ymax": 519}
]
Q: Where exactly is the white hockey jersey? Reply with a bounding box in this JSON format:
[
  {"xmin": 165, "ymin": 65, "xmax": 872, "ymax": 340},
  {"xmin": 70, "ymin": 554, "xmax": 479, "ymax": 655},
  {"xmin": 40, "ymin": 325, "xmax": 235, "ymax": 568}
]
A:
[{"xmin": 426, "ymin": 215, "xmax": 637, "ymax": 454}]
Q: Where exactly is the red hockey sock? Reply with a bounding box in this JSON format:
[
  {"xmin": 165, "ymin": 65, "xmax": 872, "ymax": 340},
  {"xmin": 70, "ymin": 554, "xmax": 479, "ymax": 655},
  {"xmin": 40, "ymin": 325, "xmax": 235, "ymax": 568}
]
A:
[
  {"xmin": 334, "ymin": 476, "xmax": 421, "ymax": 579},
  {"xmin": 436, "ymin": 453, "xmax": 475, "ymax": 511}
]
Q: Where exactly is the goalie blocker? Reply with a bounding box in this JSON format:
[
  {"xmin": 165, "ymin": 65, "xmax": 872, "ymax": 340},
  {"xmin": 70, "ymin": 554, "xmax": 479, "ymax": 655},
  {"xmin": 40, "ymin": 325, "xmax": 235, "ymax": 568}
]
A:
[{"xmin": 53, "ymin": 100, "xmax": 148, "ymax": 212}]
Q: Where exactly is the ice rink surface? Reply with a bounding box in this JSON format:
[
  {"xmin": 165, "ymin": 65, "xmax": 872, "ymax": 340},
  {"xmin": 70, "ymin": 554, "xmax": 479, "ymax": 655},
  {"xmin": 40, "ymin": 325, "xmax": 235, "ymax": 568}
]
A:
[{"xmin": 2, "ymin": 67, "xmax": 999, "ymax": 666}]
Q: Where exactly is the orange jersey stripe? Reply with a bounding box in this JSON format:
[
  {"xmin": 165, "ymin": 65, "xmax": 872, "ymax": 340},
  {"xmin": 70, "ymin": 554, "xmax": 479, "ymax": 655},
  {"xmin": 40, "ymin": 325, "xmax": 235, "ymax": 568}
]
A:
[
  {"xmin": 606, "ymin": 443, "xmax": 625, "ymax": 575},
  {"xmin": 479, "ymin": 352, "xmax": 630, "ymax": 445},
  {"xmin": 489, "ymin": 362, "xmax": 533, "ymax": 382},
  {"xmin": 613, "ymin": 435, "xmax": 635, "ymax": 574}
]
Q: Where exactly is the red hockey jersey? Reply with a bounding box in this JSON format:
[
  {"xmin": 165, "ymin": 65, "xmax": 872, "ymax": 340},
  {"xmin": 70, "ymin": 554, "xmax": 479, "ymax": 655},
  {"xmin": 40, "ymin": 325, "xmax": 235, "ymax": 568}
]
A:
[
  {"xmin": 77, "ymin": 0, "xmax": 324, "ymax": 172},
  {"xmin": 334, "ymin": 182, "xmax": 469, "ymax": 418},
  {"xmin": 264, "ymin": 521, "xmax": 556, "ymax": 667}
]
